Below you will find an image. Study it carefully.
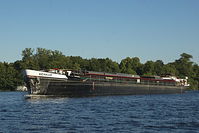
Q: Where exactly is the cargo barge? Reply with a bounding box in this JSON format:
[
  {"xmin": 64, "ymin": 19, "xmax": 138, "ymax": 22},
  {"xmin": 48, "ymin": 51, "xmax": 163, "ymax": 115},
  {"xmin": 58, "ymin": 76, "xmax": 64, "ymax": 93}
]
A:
[{"xmin": 23, "ymin": 69, "xmax": 189, "ymax": 97}]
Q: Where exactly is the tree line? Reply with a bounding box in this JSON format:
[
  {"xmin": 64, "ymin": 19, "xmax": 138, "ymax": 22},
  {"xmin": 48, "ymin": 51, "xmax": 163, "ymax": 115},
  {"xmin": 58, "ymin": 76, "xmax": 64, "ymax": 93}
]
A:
[{"xmin": 0, "ymin": 48, "xmax": 198, "ymax": 91}]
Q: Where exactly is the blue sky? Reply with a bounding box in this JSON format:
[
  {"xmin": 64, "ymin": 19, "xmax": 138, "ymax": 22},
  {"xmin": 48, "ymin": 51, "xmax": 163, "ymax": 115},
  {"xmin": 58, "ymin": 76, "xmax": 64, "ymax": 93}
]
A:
[{"xmin": 0, "ymin": 0, "xmax": 198, "ymax": 64}]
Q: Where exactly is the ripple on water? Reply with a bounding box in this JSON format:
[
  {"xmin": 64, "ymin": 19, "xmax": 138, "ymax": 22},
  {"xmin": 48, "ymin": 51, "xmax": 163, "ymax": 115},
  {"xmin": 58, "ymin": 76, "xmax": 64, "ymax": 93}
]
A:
[{"xmin": 0, "ymin": 91, "xmax": 199, "ymax": 132}]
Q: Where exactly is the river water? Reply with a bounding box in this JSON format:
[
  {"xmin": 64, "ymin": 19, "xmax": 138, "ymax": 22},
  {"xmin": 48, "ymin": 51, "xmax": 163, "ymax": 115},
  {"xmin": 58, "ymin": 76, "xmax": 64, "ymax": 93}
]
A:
[{"xmin": 0, "ymin": 91, "xmax": 199, "ymax": 133}]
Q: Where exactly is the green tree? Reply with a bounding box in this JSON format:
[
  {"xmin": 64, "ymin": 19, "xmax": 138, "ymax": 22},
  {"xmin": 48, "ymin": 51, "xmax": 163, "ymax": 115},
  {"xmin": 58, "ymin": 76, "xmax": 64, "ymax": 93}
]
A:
[
  {"xmin": 88, "ymin": 58, "xmax": 105, "ymax": 72},
  {"xmin": 48, "ymin": 50, "xmax": 67, "ymax": 69},
  {"xmin": 119, "ymin": 57, "xmax": 141, "ymax": 74},
  {"xmin": 22, "ymin": 48, "xmax": 34, "ymax": 60},
  {"xmin": 154, "ymin": 60, "xmax": 164, "ymax": 75},
  {"xmin": 35, "ymin": 48, "xmax": 52, "ymax": 69},
  {"xmin": 191, "ymin": 64, "xmax": 199, "ymax": 89},
  {"xmin": 162, "ymin": 64, "xmax": 177, "ymax": 76},
  {"xmin": 142, "ymin": 61, "xmax": 155, "ymax": 75},
  {"xmin": 21, "ymin": 48, "xmax": 39, "ymax": 70},
  {"xmin": 69, "ymin": 56, "xmax": 86, "ymax": 70},
  {"xmin": 105, "ymin": 58, "xmax": 120, "ymax": 73},
  {"xmin": 0, "ymin": 62, "xmax": 18, "ymax": 90},
  {"xmin": 173, "ymin": 53, "xmax": 193, "ymax": 77}
]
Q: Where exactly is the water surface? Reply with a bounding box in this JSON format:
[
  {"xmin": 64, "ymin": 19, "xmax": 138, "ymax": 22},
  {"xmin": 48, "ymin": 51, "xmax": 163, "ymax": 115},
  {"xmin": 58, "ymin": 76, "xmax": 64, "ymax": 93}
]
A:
[{"xmin": 0, "ymin": 91, "xmax": 199, "ymax": 133}]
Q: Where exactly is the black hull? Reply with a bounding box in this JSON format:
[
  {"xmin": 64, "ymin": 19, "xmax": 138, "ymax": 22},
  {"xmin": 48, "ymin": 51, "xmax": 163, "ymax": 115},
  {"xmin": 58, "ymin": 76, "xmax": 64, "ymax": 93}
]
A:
[{"xmin": 26, "ymin": 77, "xmax": 186, "ymax": 97}]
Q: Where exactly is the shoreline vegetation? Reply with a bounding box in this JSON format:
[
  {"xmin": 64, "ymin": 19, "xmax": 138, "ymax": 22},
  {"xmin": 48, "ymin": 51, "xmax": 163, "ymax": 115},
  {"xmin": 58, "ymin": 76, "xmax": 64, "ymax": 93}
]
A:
[{"xmin": 0, "ymin": 48, "xmax": 198, "ymax": 91}]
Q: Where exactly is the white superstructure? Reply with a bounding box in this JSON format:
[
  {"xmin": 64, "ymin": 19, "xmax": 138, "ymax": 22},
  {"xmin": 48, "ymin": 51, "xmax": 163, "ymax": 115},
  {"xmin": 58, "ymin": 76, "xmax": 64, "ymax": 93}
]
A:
[
  {"xmin": 24, "ymin": 69, "xmax": 68, "ymax": 79},
  {"xmin": 162, "ymin": 76, "xmax": 189, "ymax": 86}
]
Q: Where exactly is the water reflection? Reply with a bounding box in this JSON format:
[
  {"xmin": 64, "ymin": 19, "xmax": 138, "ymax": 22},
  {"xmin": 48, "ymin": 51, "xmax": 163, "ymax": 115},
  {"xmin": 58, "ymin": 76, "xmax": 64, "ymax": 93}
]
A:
[{"xmin": 26, "ymin": 97, "xmax": 69, "ymax": 104}]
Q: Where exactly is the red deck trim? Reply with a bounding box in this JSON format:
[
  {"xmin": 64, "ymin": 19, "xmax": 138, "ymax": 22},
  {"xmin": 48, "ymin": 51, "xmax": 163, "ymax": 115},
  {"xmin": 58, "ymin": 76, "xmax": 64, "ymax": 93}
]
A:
[{"xmin": 86, "ymin": 73, "xmax": 176, "ymax": 82}]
